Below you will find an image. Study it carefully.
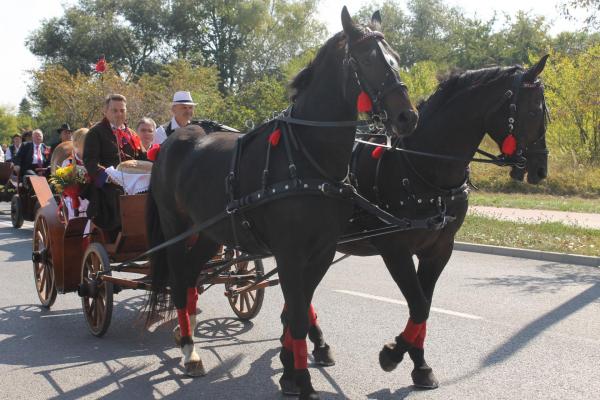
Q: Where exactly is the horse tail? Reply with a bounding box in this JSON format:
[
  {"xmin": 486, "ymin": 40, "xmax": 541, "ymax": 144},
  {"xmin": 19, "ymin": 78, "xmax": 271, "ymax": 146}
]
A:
[{"xmin": 145, "ymin": 185, "xmax": 172, "ymax": 327}]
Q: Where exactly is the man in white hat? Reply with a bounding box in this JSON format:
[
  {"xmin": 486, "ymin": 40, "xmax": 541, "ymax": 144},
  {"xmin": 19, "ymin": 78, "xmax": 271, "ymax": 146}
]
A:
[{"xmin": 153, "ymin": 91, "xmax": 197, "ymax": 145}]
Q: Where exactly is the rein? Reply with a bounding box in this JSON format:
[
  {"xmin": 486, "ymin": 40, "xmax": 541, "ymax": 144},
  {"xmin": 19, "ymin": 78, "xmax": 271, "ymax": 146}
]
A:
[{"xmin": 355, "ymin": 137, "xmax": 527, "ymax": 168}]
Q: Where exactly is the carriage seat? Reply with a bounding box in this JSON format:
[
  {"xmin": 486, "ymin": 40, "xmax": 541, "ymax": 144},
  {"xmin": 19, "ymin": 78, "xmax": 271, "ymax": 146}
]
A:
[{"xmin": 106, "ymin": 160, "xmax": 152, "ymax": 195}]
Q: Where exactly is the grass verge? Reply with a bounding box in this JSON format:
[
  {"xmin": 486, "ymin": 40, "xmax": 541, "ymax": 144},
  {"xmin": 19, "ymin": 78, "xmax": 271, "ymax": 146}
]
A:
[
  {"xmin": 469, "ymin": 192, "xmax": 600, "ymax": 213},
  {"xmin": 456, "ymin": 214, "xmax": 600, "ymax": 257}
]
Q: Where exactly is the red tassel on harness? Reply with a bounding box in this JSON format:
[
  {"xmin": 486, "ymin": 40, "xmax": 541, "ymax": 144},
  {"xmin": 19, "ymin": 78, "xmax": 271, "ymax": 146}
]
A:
[
  {"xmin": 95, "ymin": 56, "xmax": 106, "ymax": 73},
  {"xmin": 357, "ymin": 91, "xmax": 373, "ymax": 113},
  {"xmin": 269, "ymin": 129, "xmax": 281, "ymax": 147},
  {"xmin": 371, "ymin": 146, "xmax": 385, "ymax": 159},
  {"xmin": 501, "ymin": 134, "xmax": 517, "ymax": 156},
  {"xmin": 147, "ymin": 144, "xmax": 160, "ymax": 161}
]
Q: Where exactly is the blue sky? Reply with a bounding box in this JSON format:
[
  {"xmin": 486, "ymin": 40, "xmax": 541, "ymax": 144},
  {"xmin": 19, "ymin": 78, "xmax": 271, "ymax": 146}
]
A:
[{"xmin": 0, "ymin": 0, "xmax": 587, "ymax": 109}]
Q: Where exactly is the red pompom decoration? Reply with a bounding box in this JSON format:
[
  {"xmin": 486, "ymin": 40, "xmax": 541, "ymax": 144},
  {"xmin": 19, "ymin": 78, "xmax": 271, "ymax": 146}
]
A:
[
  {"xmin": 501, "ymin": 134, "xmax": 517, "ymax": 156},
  {"xmin": 147, "ymin": 143, "xmax": 160, "ymax": 161},
  {"xmin": 269, "ymin": 129, "xmax": 281, "ymax": 147},
  {"xmin": 357, "ymin": 91, "xmax": 373, "ymax": 113},
  {"xmin": 371, "ymin": 146, "xmax": 385, "ymax": 159},
  {"xmin": 95, "ymin": 56, "xmax": 106, "ymax": 73}
]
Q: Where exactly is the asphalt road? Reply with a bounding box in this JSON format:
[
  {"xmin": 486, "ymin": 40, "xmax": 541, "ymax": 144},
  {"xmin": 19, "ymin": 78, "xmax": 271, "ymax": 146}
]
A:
[{"xmin": 1, "ymin": 205, "xmax": 599, "ymax": 400}]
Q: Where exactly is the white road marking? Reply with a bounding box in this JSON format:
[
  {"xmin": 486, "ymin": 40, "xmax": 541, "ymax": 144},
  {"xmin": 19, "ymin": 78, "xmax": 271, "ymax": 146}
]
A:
[{"xmin": 334, "ymin": 289, "xmax": 483, "ymax": 320}]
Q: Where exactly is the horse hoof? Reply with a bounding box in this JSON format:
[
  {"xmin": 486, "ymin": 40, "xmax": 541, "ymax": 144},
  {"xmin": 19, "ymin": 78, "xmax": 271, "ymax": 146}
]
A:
[
  {"xmin": 185, "ymin": 360, "xmax": 206, "ymax": 377},
  {"xmin": 313, "ymin": 345, "xmax": 335, "ymax": 366},
  {"xmin": 411, "ymin": 365, "xmax": 439, "ymax": 389},
  {"xmin": 173, "ymin": 327, "xmax": 182, "ymax": 347},
  {"xmin": 279, "ymin": 376, "xmax": 300, "ymax": 396},
  {"xmin": 379, "ymin": 344, "xmax": 399, "ymax": 372}
]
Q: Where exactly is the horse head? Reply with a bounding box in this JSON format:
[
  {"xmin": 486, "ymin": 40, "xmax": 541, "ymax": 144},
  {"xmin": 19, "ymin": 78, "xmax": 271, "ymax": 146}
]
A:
[
  {"xmin": 485, "ymin": 55, "xmax": 550, "ymax": 184},
  {"xmin": 341, "ymin": 7, "xmax": 418, "ymax": 138}
]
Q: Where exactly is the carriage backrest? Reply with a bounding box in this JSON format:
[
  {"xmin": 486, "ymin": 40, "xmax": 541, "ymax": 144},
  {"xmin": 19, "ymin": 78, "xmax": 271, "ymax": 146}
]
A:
[{"xmin": 119, "ymin": 193, "xmax": 148, "ymax": 252}]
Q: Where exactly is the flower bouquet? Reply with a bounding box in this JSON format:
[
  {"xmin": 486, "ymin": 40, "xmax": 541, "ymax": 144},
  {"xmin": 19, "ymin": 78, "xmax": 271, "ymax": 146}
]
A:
[{"xmin": 49, "ymin": 164, "xmax": 88, "ymax": 209}]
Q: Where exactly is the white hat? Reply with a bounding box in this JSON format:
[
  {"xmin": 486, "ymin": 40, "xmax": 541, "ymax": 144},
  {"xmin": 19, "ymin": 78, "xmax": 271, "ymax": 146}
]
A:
[{"xmin": 172, "ymin": 91, "xmax": 197, "ymax": 106}]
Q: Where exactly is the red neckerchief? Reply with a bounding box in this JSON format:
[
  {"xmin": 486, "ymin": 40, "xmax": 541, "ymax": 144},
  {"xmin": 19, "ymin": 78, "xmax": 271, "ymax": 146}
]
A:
[{"xmin": 112, "ymin": 125, "xmax": 141, "ymax": 152}]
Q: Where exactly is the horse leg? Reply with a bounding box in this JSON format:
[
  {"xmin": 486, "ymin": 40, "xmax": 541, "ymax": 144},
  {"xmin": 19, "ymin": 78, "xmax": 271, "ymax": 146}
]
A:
[
  {"xmin": 173, "ymin": 287, "xmax": 199, "ymax": 347},
  {"xmin": 280, "ymin": 303, "xmax": 335, "ymax": 367},
  {"xmin": 276, "ymin": 253, "xmax": 318, "ymax": 400},
  {"xmin": 375, "ymin": 245, "xmax": 432, "ymax": 378},
  {"xmin": 406, "ymin": 242, "xmax": 453, "ymax": 388},
  {"xmin": 169, "ymin": 238, "xmax": 218, "ymax": 377}
]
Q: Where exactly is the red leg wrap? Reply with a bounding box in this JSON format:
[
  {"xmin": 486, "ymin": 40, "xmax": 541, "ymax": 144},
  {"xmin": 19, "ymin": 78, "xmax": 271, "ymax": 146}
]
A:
[
  {"xmin": 292, "ymin": 339, "xmax": 308, "ymax": 369},
  {"xmin": 401, "ymin": 318, "xmax": 425, "ymax": 345},
  {"xmin": 186, "ymin": 287, "xmax": 198, "ymax": 315},
  {"xmin": 283, "ymin": 327, "xmax": 293, "ymax": 350},
  {"xmin": 414, "ymin": 322, "xmax": 427, "ymax": 349},
  {"xmin": 308, "ymin": 304, "xmax": 318, "ymax": 326},
  {"xmin": 177, "ymin": 308, "xmax": 191, "ymax": 338}
]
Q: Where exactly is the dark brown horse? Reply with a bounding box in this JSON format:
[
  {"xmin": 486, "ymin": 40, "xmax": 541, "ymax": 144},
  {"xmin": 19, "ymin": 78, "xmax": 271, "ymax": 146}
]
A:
[
  {"xmin": 146, "ymin": 8, "xmax": 417, "ymax": 399},
  {"xmin": 297, "ymin": 56, "xmax": 550, "ymax": 390}
]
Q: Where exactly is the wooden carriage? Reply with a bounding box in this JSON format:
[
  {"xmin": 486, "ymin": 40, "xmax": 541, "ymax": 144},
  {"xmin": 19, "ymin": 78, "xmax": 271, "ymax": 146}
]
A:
[{"xmin": 30, "ymin": 176, "xmax": 276, "ymax": 337}]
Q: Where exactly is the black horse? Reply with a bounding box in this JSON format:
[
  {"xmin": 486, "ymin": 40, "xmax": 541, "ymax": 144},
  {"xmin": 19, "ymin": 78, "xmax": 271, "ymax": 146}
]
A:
[
  {"xmin": 300, "ymin": 56, "xmax": 550, "ymax": 389},
  {"xmin": 146, "ymin": 8, "xmax": 417, "ymax": 399}
]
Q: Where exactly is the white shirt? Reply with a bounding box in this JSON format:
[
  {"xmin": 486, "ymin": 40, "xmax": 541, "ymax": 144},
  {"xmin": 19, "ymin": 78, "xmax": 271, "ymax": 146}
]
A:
[
  {"xmin": 153, "ymin": 117, "xmax": 187, "ymax": 145},
  {"xmin": 32, "ymin": 144, "xmax": 44, "ymax": 165},
  {"xmin": 5, "ymin": 145, "xmax": 19, "ymax": 161},
  {"xmin": 0, "ymin": 147, "xmax": 4, "ymax": 162}
]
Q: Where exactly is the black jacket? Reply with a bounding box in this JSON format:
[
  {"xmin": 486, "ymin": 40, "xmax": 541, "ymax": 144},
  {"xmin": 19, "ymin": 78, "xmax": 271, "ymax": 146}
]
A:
[{"xmin": 14, "ymin": 142, "xmax": 50, "ymax": 172}]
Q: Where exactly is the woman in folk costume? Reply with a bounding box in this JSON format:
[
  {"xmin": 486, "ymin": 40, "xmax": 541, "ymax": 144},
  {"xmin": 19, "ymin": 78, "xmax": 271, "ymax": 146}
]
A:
[{"xmin": 61, "ymin": 128, "xmax": 89, "ymax": 220}]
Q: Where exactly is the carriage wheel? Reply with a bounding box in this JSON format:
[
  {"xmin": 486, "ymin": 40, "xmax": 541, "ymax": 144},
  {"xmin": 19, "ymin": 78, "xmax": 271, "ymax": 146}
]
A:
[
  {"xmin": 11, "ymin": 194, "xmax": 24, "ymax": 228},
  {"xmin": 226, "ymin": 258, "xmax": 265, "ymax": 320},
  {"xmin": 32, "ymin": 215, "xmax": 57, "ymax": 308},
  {"xmin": 81, "ymin": 243, "xmax": 113, "ymax": 337}
]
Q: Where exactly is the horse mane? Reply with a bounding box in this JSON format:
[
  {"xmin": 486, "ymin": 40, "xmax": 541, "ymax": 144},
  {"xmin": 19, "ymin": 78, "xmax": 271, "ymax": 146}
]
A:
[
  {"xmin": 289, "ymin": 31, "xmax": 347, "ymax": 101},
  {"xmin": 417, "ymin": 65, "xmax": 525, "ymax": 120}
]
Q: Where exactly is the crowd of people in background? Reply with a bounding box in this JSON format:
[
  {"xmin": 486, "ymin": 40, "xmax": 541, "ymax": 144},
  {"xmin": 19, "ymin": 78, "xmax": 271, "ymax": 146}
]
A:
[{"xmin": 0, "ymin": 90, "xmax": 198, "ymax": 232}]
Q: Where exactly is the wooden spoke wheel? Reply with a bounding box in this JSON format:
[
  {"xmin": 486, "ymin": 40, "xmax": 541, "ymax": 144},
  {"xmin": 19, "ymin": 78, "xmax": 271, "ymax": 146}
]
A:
[
  {"xmin": 81, "ymin": 243, "xmax": 113, "ymax": 337},
  {"xmin": 32, "ymin": 215, "xmax": 57, "ymax": 308},
  {"xmin": 225, "ymin": 258, "xmax": 265, "ymax": 320},
  {"xmin": 11, "ymin": 194, "xmax": 23, "ymax": 228}
]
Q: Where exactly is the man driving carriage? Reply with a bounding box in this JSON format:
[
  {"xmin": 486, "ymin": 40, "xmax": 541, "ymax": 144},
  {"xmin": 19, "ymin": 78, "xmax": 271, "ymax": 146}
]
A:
[
  {"xmin": 153, "ymin": 91, "xmax": 196, "ymax": 145},
  {"xmin": 82, "ymin": 93, "xmax": 146, "ymax": 231}
]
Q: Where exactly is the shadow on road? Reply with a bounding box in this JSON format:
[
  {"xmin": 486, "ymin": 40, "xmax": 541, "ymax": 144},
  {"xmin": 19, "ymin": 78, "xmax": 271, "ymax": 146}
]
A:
[
  {"xmin": 468, "ymin": 262, "xmax": 600, "ymax": 295},
  {"xmin": 0, "ymin": 294, "xmax": 346, "ymax": 399}
]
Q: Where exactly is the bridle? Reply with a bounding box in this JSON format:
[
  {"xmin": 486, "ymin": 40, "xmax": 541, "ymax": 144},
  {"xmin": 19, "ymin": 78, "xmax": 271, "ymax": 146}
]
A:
[
  {"xmin": 480, "ymin": 72, "xmax": 550, "ymax": 169},
  {"xmin": 344, "ymin": 30, "xmax": 409, "ymax": 133}
]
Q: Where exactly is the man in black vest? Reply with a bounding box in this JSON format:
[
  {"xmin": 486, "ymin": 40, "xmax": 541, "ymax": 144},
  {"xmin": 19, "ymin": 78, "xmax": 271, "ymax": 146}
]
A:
[
  {"xmin": 153, "ymin": 91, "xmax": 196, "ymax": 145},
  {"xmin": 5, "ymin": 134, "xmax": 22, "ymax": 162},
  {"xmin": 13, "ymin": 129, "xmax": 50, "ymax": 181}
]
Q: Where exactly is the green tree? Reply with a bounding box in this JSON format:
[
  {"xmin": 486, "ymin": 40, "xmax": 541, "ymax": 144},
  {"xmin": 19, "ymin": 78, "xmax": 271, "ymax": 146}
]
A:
[
  {"xmin": 0, "ymin": 107, "xmax": 19, "ymax": 143},
  {"xmin": 543, "ymin": 45, "xmax": 600, "ymax": 164},
  {"xmin": 26, "ymin": 0, "xmax": 169, "ymax": 76}
]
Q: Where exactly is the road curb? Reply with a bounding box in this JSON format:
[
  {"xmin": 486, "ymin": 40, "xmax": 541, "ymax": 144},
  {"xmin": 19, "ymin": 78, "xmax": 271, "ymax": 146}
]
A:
[{"xmin": 455, "ymin": 242, "xmax": 600, "ymax": 267}]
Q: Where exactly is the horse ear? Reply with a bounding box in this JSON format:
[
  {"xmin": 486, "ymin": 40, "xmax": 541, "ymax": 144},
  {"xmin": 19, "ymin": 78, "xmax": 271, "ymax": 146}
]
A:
[
  {"xmin": 341, "ymin": 6, "xmax": 361, "ymax": 39},
  {"xmin": 523, "ymin": 54, "xmax": 549, "ymax": 82},
  {"xmin": 371, "ymin": 10, "xmax": 382, "ymax": 31}
]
